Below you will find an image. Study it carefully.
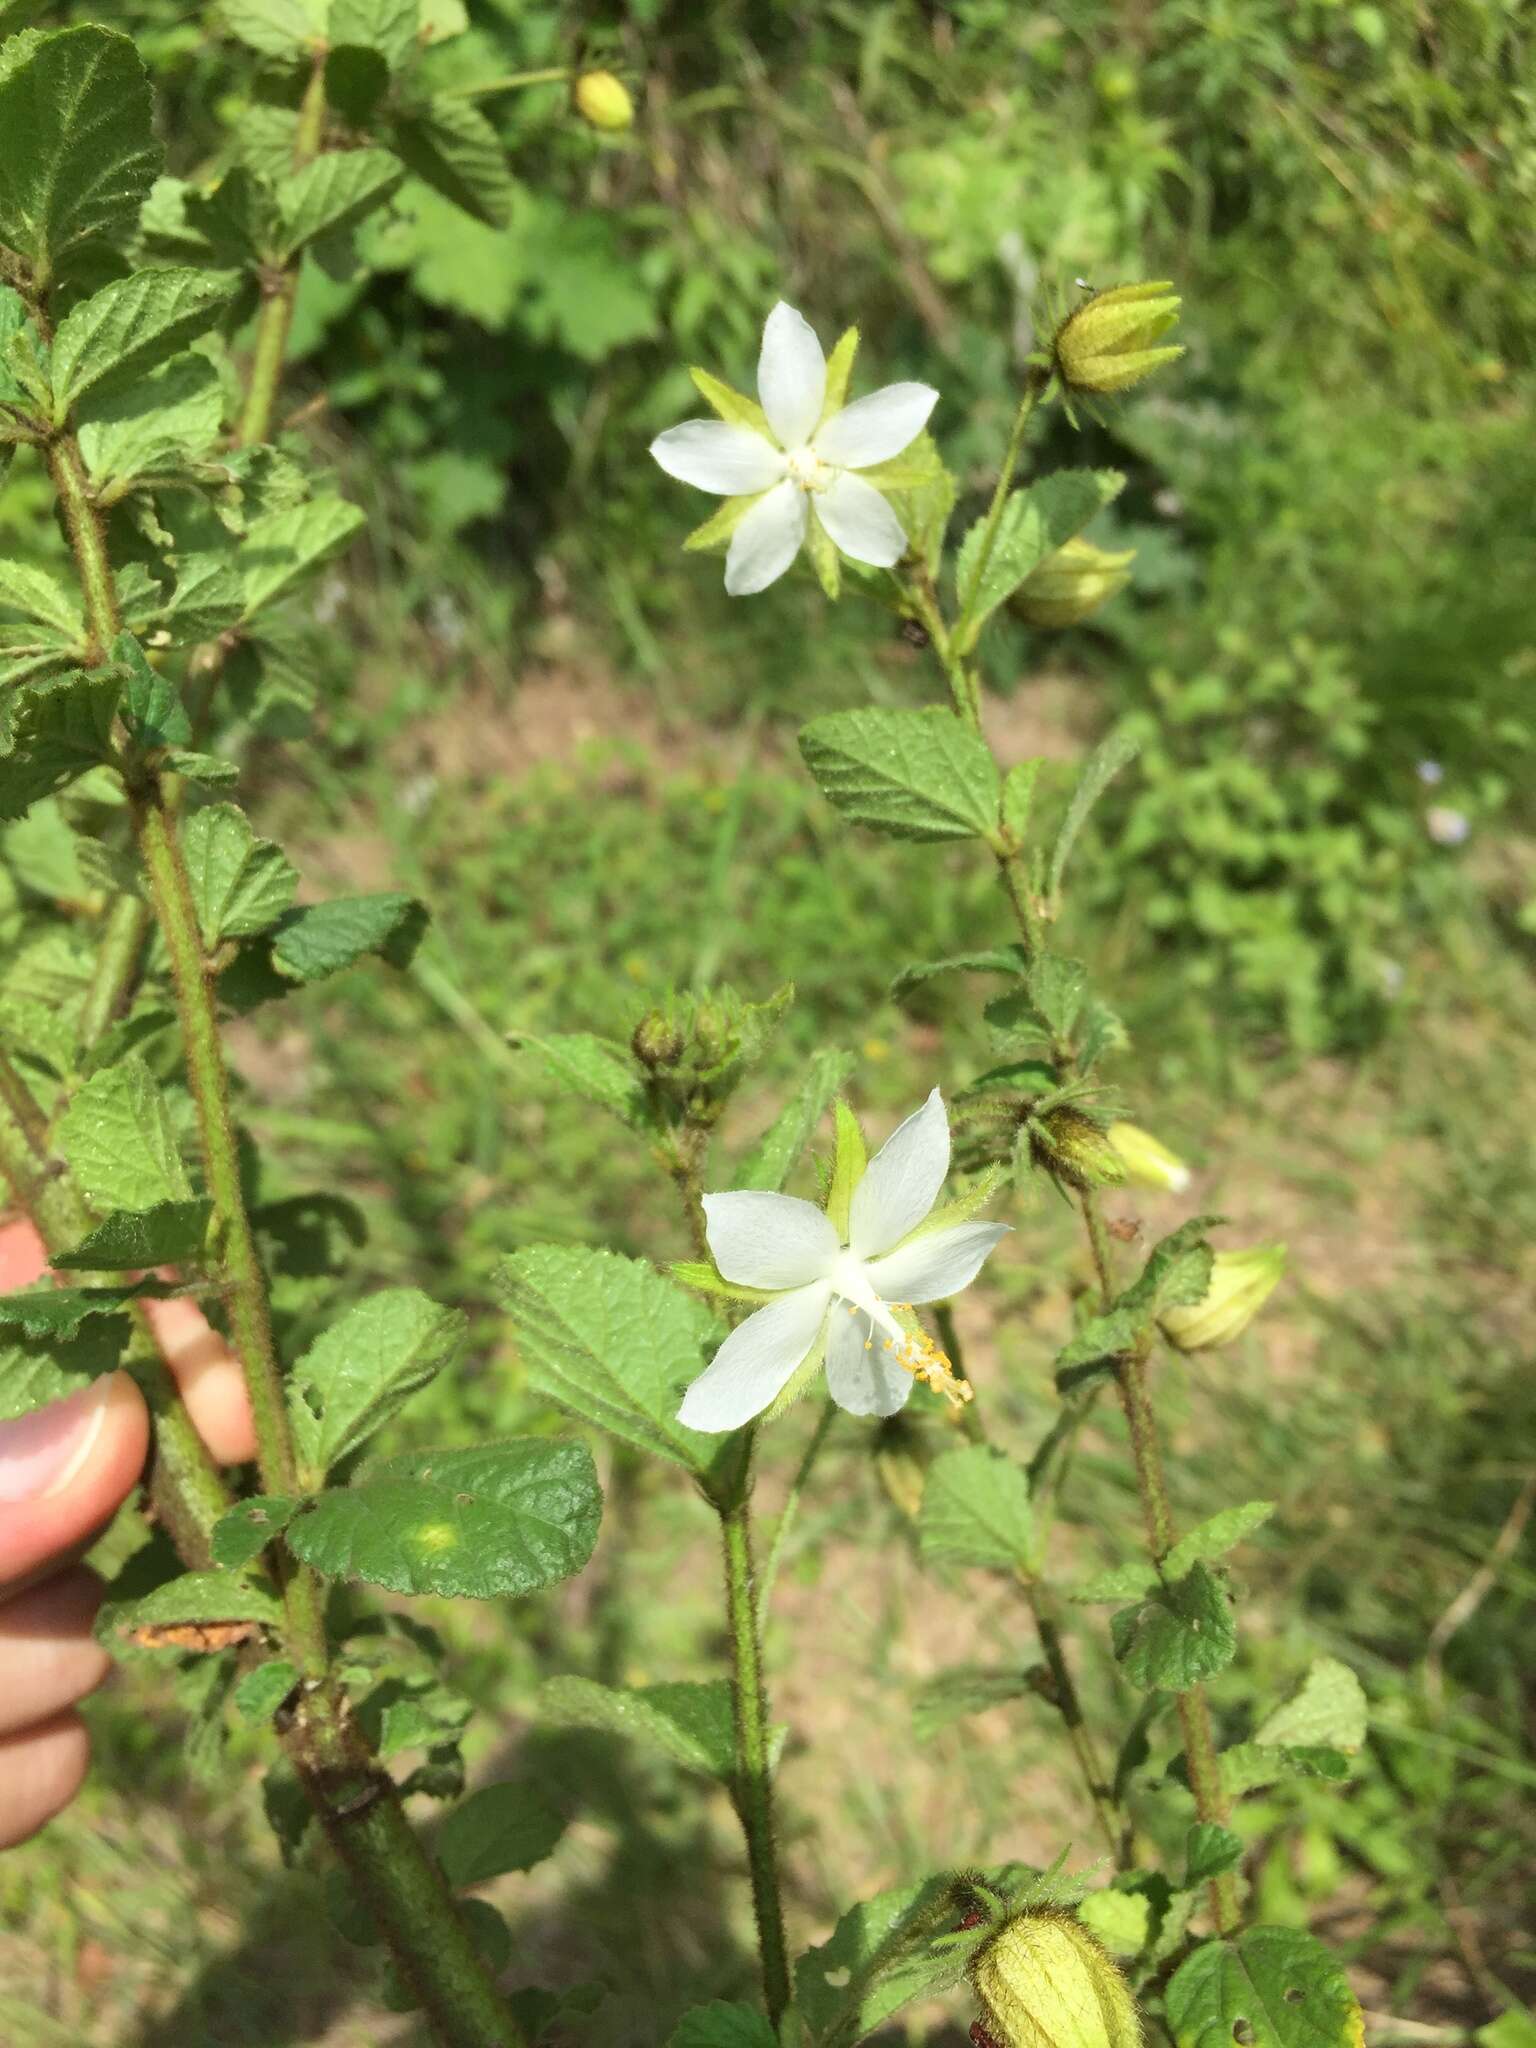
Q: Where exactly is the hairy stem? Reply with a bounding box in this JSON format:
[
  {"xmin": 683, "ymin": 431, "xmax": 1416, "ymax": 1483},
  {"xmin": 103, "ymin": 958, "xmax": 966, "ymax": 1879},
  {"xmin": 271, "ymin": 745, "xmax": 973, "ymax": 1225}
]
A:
[
  {"xmin": 1018, "ymin": 1574, "xmax": 1125, "ymax": 1865},
  {"xmin": 953, "ymin": 371, "xmax": 1047, "ymax": 646},
  {"xmin": 908, "ymin": 570, "xmax": 981, "ymax": 728},
  {"xmin": 236, "ymin": 56, "xmax": 327, "ymax": 447},
  {"xmin": 721, "ymin": 1475, "xmax": 793, "ymax": 2024}
]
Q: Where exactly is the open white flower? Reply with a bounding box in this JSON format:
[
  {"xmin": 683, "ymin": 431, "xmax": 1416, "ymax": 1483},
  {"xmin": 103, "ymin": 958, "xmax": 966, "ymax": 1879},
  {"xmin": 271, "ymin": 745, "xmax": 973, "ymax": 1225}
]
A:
[
  {"xmin": 650, "ymin": 301, "xmax": 938, "ymax": 597},
  {"xmin": 678, "ymin": 1089, "xmax": 1007, "ymax": 1431}
]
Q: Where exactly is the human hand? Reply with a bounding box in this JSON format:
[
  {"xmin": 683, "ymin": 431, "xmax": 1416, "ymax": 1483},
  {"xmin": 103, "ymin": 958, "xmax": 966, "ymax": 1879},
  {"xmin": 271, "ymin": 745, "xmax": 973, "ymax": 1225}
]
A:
[{"xmin": 0, "ymin": 1217, "xmax": 255, "ymax": 1847}]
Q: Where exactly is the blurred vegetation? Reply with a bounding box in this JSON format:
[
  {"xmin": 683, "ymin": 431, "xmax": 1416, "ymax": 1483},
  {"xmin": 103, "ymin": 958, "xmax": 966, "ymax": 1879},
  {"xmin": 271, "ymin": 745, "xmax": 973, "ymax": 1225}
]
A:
[{"xmin": 3, "ymin": 0, "xmax": 1534, "ymax": 2042}]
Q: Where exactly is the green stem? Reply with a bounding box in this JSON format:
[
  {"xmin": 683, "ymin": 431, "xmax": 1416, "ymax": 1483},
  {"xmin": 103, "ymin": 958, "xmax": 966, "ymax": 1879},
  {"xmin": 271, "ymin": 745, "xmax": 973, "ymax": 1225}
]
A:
[
  {"xmin": 720, "ymin": 1474, "xmax": 793, "ymax": 2025},
  {"xmin": 46, "ymin": 438, "xmax": 118, "ymax": 652},
  {"xmin": 998, "ymin": 849, "xmax": 1046, "ymax": 960},
  {"xmin": 953, "ymin": 370, "xmax": 1047, "ymax": 648},
  {"xmin": 78, "ymin": 895, "xmax": 153, "ymax": 1048},
  {"xmin": 907, "ymin": 571, "xmax": 981, "ymax": 728},
  {"xmin": 1018, "ymin": 1573, "xmax": 1125, "ymax": 1865},
  {"xmin": 236, "ymin": 57, "xmax": 327, "ymax": 448},
  {"xmin": 441, "ymin": 65, "xmax": 571, "ymax": 96}
]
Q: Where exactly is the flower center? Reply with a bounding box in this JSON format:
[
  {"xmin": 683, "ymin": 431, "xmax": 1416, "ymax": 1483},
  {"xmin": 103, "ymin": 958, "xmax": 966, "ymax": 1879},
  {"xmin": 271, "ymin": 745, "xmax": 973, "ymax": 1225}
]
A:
[
  {"xmin": 785, "ymin": 443, "xmax": 834, "ymax": 491},
  {"xmin": 829, "ymin": 1254, "xmax": 973, "ymax": 1409}
]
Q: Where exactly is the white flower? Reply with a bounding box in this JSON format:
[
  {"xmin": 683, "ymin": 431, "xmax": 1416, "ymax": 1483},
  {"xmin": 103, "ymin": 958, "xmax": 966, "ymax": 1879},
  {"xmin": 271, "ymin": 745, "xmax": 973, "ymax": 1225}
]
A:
[
  {"xmin": 650, "ymin": 301, "xmax": 938, "ymax": 597},
  {"xmin": 678, "ymin": 1089, "xmax": 1007, "ymax": 1432},
  {"xmin": 1425, "ymin": 804, "xmax": 1470, "ymax": 846}
]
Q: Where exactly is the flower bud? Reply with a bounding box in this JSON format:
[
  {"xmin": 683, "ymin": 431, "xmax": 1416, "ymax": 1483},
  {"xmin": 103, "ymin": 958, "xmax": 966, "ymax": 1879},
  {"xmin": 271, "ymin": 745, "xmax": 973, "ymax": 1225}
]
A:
[
  {"xmin": 573, "ymin": 70, "xmax": 634, "ymax": 132},
  {"xmin": 1107, "ymin": 1122, "xmax": 1190, "ymax": 1193},
  {"xmin": 1160, "ymin": 1244, "xmax": 1287, "ymax": 1352},
  {"xmin": 1030, "ymin": 1107, "xmax": 1126, "ymax": 1191},
  {"xmin": 971, "ymin": 1909, "xmax": 1141, "ymax": 2048},
  {"xmin": 1016, "ymin": 538, "xmax": 1135, "ymax": 628},
  {"xmin": 631, "ymin": 1007, "xmax": 685, "ymax": 1070},
  {"xmin": 1053, "ymin": 282, "xmax": 1183, "ymax": 396}
]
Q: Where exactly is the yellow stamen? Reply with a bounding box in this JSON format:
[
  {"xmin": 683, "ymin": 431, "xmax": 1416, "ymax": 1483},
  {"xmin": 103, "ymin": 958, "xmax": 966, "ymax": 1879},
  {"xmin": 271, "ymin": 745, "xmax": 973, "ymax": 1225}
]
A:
[{"xmin": 890, "ymin": 1323, "xmax": 972, "ymax": 1409}]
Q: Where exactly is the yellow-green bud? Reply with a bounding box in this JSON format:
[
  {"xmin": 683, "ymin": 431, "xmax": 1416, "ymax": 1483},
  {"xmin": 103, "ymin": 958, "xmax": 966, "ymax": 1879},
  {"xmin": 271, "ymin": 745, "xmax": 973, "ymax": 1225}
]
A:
[
  {"xmin": 1160, "ymin": 1245, "xmax": 1287, "ymax": 1352},
  {"xmin": 1107, "ymin": 1121, "xmax": 1191, "ymax": 1193},
  {"xmin": 573, "ymin": 70, "xmax": 635, "ymax": 132},
  {"xmin": 1031, "ymin": 1107, "xmax": 1126, "ymax": 1191},
  {"xmin": 1053, "ymin": 282, "xmax": 1183, "ymax": 396},
  {"xmin": 1016, "ymin": 538, "xmax": 1135, "ymax": 628},
  {"xmin": 631, "ymin": 1008, "xmax": 685, "ymax": 1070},
  {"xmin": 971, "ymin": 1909, "xmax": 1141, "ymax": 2048}
]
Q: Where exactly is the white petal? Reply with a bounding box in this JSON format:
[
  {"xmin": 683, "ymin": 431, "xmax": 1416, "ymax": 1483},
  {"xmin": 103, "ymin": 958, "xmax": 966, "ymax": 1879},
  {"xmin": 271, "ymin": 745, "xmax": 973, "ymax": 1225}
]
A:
[
  {"xmin": 865, "ymin": 1222, "xmax": 1010, "ymax": 1305},
  {"xmin": 702, "ymin": 1190, "xmax": 840, "ymax": 1289},
  {"xmin": 649, "ymin": 421, "xmax": 787, "ymax": 495},
  {"xmin": 823, "ymin": 1303, "xmax": 914, "ymax": 1418},
  {"xmin": 814, "ymin": 381, "xmax": 938, "ymax": 467},
  {"xmin": 814, "ymin": 472, "xmax": 907, "ymax": 568},
  {"xmin": 848, "ymin": 1088, "xmax": 951, "ymax": 1259},
  {"xmin": 724, "ymin": 479, "xmax": 807, "ymax": 596},
  {"xmin": 677, "ymin": 1284, "xmax": 830, "ymax": 1433},
  {"xmin": 757, "ymin": 302, "xmax": 826, "ymax": 449}
]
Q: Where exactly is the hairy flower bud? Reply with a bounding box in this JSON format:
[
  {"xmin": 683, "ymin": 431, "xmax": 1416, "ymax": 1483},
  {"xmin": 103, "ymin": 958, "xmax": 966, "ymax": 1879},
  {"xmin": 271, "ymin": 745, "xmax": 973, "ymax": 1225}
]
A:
[
  {"xmin": 573, "ymin": 70, "xmax": 635, "ymax": 132},
  {"xmin": 1053, "ymin": 282, "xmax": 1183, "ymax": 396},
  {"xmin": 971, "ymin": 1909, "xmax": 1141, "ymax": 2048},
  {"xmin": 1030, "ymin": 1107, "xmax": 1126, "ymax": 1191},
  {"xmin": 631, "ymin": 1007, "xmax": 685, "ymax": 1070},
  {"xmin": 1016, "ymin": 538, "xmax": 1135, "ymax": 628},
  {"xmin": 1107, "ymin": 1121, "xmax": 1191, "ymax": 1193},
  {"xmin": 1160, "ymin": 1244, "xmax": 1287, "ymax": 1351}
]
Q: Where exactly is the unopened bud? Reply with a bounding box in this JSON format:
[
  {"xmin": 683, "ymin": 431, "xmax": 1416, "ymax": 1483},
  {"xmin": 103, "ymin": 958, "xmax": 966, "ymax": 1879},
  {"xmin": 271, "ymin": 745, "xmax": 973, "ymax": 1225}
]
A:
[
  {"xmin": 1030, "ymin": 1107, "xmax": 1126, "ymax": 1191},
  {"xmin": 873, "ymin": 1416, "xmax": 929, "ymax": 1520},
  {"xmin": 1054, "ymin": 282, "xmax": 1183, "ymax": 396},
  {"xmin": 1016, "ymin": 538, "xmax": 1135, "ymax": 628},
  {"xmin": 573, "ymin": 70, "xmax": 634, "ymax": 132},
  {"xmin": 631, "ymin": 1008, "xmax": 684, "ymax": 1069},
  {"xmin": 971, "ymin": 1909, "xmax": 1141, "ymax": 2048},
  {"xmin": 1107, "ymin": 1122, "xmax": 1190, "ymax": 1193},
  {"xmin": 1160, "ymin": 1245, "xmax": 1287, "ymax": 1352}
]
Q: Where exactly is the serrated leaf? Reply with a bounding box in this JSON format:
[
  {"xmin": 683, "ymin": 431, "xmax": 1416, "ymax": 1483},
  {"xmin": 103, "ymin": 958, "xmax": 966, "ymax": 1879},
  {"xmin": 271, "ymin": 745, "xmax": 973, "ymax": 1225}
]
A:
[
  {"xmin": 182, "ymin": 801, "xmax": 298, "ymax": 946},
  {"xmin": 163, "ymin": 555, "xmax": 245, "ymax": 643},
  {"xmin": 1047, "ymin": 729, "xmax": 1138, "ymax": 904},
  {"xmin": 1071, "ymin": 1559, "xmax": 1159, "ymax": 1604},
  {"xmin": 52, "ymin": 1198, "xmax": 212, "ymax": 1270},
  {"xmin": 737, "ymin": 1048, "xmax": 852, "ymax": 1192},
  {"xmin": 285, "ymin": 1438, "xmax": 602, "ymax": 1600},
  {"xmin": 1110, "ymin": 1562, "xmax": 1237, "ymax": 1691},
  {"xmin": 1185, "ymin": 1822, "xmax": 1245, "ymax": 1889},
  {"xmin": 667, "ymin": 2006, "xmax": 778, "ymax": 2048},
  {"xmin": 112, "ymin": 630, "xmax": 191, "ymax": 749},
  {"xmin": 233, "ymin": 1658, "xmax": 299, "ymax": 1723},
  {"xmin": 910, "ymin": 1664, "xmax": 1038, "ymax": 1741},
  {"xmin": 0, "ymin": 562, "xmax": 83, "ymax": 636},
  {"xmin": 389, "ymin": 96, "xmax": 515, "ymax": 228},
  {"xmin": 330, "ymin": 0, "xmax": 418, "ymax": 67},
  {"xmin": 538, "ymin": 1675, "xmax": 737, "ymax": 1779},
  {"xmin": 1078, "ymin": 1887, "xmax": 1152, "ymax": 1957},
  {"xmin": 211, "ymin": 1495, "xmax": 299, "ymax": 1570},
  {"xmin": 794, "ymin": 1875, "xmax": 977, "ymax": 2047},
  {"xmin": 269, "ymin": 892, "xmax": 426, "ymax": 980},
  {"xmin": 0, "ymin": 1315, "xmax": 129, "ymax": 1422},
  {"xmin": 275, "ymin": 148, "xmax": 402, "ymax": 259},
  {"xmin": 1254, "ymin": 1658, "xmax": 1367, "ymax": 1754},
  {"xmin": 1165, "ymin": 1928, "xmax": 1365, "ymax": 2048},
  {"xmin": 515, "ymin": 1030, "xmax": 648, "ymax": 1128},
  {"xmin": 50, "ymin": 269, "xmax": 238, "ymax": 418},
  {"xmin": 0, "ymin": 26, "xmax": 162, "ymax": 288},
  {"xmin": 955, "ymin": 469, "xmax": 1124, "ymax": 651},
  {"xmin": 890, "ymin": 947, "xmax": 1026, "ymax": 998},
  {"xmin": 494, "ymin": 1246, "xmax": 723, "ymax": 1476},
  {"xmin": 239, "ymin": 496, "xmax": 366, "ymax": 616},
  {"xmin": 0, "ymin": 672, "xmax": 119, "ymax": 819},
  {"xmin": 918, "ymin": 1445, "xmax": 1034, "ymax": 1571},
  {"xmin": 221, "ymin": 0, "xmax": 326, "ymax": 59},
  {"xmin": 287, "ymin": 1287, "xmax": 464, "ymax": 1482},
  {"xmin": 1163, "ymin": 1502, "xmax": 1275, "ymax": 1581},
  {"xmin": 0, "ymin": 1286, "xmax": 139, "ymax": 1338},
  {"xmin": 436, "ymin": 1782, "xmax": 565, "ymax": 1889},
  {"xmin": 165, "ymin": 749, "xmax": 240, "ymax": 787},
  {"xmin": 55, "ymin": 1054, "xmax": 192, "ymax": 1211},
  {"xmin": 98, "ymin": 1567, "xmax": 282, "ymax": 1642},
  {"xmin": 1218, "ymin": 1743, "xmax": 1353, "ymax": 1798},
  {"xmin": 798, "ymin": 706, "xmax": 1001, "ymax": 844}
]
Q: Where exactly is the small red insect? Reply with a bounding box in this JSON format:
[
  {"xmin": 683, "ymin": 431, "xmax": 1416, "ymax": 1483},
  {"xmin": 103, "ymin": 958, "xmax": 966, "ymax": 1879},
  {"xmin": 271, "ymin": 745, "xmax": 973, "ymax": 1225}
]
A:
[{"xmin": 971, "ymin": 2024, "xmax": 1005, "ymax": 2048}]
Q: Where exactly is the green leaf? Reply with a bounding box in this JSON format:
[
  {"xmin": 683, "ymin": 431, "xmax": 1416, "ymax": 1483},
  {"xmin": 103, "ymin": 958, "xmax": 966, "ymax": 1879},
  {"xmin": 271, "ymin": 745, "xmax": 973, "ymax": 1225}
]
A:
[
  {"xmin": 1110, "ymin": 1562, "xmax": 1237, "ymax": 1691},
  {"xmin": 436, "ymin": 1782, "xmax": 565, "ymax": 1889},
  {"xmin": 287, "ymin": 1287, "xmax": 465, "ymax": 1482},
  {"xmin": 233, "ymin": 1658, "xmax": 299, "ymax": 1724},
  {"xmin": 910, "ymin": 1664, "xmax": 1039, "ymax": 1741},
  {"xmin": 1025, "ymin": 954, "xmax": 1086, "ymax": 1043},
  {"xmin": 890, "ymin": 947, "xmax": 1026, "ymax": 998},
  {"xmin": 113, "ymin": 631, "xmax": 192, "ymax": 749},
  {"xmin": 55, "ymin": 1054, "xmax": 193, "ymax": 1211},
  {"xmin": 1078, "ymin": 1887, "xmax": 1152, "ymax": 1957},
  {"xmin": 0, "ymin": 1316, "xmax": 128, "ymax": 1422},
  {"xmin": 954, "ymin": 469, "xmax": 1124, "ymax": 651},
  {"xmin": 794, "ymin": 1875, "xmax": 977, "ymax": 2047},
  {"xmin": 537, "ymin": 1676, "xmax": 736, "ymax": 1781},
  {"xmin": 98, "ymin": 1567, "xmax": 282, "ymax": 1644},
  {"xmin": 0, "ymin": 562, "xmax": 83, "ymax": 636},
  {"xmin": 49, "ymin": 269, "xmax": 238, "ymax": 418},
  {"xmin": 240, "ymin": 496, "xmax": 366, "ymax": 617},
  {"xmin": 270, "ymin": 892, "xmax": 426, "ymax": 980},
  {"xmin": 162, "ymin": 557, "xmax": 246, "ymax": 645},
  {"xmin": 0, "ymin": 1286, "xmax": 138, "ymax": 1338},
  {"xmin": 1254, "ymin": 1657, "xmax": 1367, "ymax": 1754},
  {"xmin": 515, "ymin": 1030, "xmax": 648, "ymax": 1128},
  {"xmin": 494, "ymin": 1246, "xmax": 723, "ymax": 1476},
  {"xmin": 1165, "ymin": 1928, "xmax": 1365, "ymax": 2048},
  {"xmin": 326, "ymin": 43, "xmax": 390, "ymax": 126},
  {"xmin": 330, "ymin": 0, "xmax": 419, "ymax": 68},
  {"xmin": 275, "ymin": 149, "xmax": 403, "ymax": 259},
  {"xmin": 182, "ymin": 801, "xmax": 298, "ymax": 946},
  {"xmin": 1185, "ymin": 1822, "xmax": 1245, "ymax": 1889},
  {"xmin": 389, "ymin": 97, "xmax": 515, "ymax": 228},
  {"xmin": 52, "ymin": 1199, "xmax": 212, "ymax": 1270},
  {"xmin": 286, "ymin": 1438, "xmax": 602, "ymax": 1600},
  {"xmin": 667, "ymin": 2006, "xmax": 777, "ymax": 2048},
  {"xmin": 0, "ymin": 672, "xmax": 119, "ymax": 819},
  {"xmin": 918, "ymin": 1444, "xmax": 1034, "ymax": 1572},
  {"xmin": 1163, "ymin": 1502, "xmax": 1275, "ymax": 1581},
  {"xmin": 736, "ymin": 1048, "xmax": 852, "ymax": 1192},
  {"xmin": 211, "ymin": 1496, "xmax": 299, "ymax": 1570},
  {"xmin": 1071, "ymin": 1559, "xmax": 1159, "ymax": 1604},
  {"xmin": 0, "ymin": 26, "xmax": 162, "ymax": 288},
  {"xmin": 1218, "ymin": 1744, "xmax": 1352, "ymax": 1797},
  {"xmin": 221, "ymin": 0, "xmax": 326, "ymax": 59},
  {"xmin": 1047, "ymin": 728, "xmax": 1138, "ymax": 904},
  {"xmin": 798, "ymin": 706, "xmax": 1002, "ymax": 844},
  {"xmin": 77, "ymin": 350, "xmax": 226, "ymax": 491},
  {"xmin": 166, "ymin": 749, "xmax": 241, "ymax": 788},
  {"xmin": 1000, "ymin": 757, "xmax": 1042, "ymax": 844}
]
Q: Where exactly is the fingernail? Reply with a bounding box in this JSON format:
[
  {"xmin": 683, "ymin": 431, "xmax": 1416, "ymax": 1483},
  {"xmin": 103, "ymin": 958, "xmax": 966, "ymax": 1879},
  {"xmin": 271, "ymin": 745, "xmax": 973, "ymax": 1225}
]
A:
[{"xmin": 0, "ymin": 1384, "xmax": 111, "ymax": 1504}]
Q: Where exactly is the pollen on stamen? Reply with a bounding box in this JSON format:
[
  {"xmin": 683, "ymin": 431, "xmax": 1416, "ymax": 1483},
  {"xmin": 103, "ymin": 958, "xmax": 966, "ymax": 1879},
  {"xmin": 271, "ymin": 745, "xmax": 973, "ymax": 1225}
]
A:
[{"xmin": 892, "ymin": 1325, "xmax": 973, "ymax": 1409}]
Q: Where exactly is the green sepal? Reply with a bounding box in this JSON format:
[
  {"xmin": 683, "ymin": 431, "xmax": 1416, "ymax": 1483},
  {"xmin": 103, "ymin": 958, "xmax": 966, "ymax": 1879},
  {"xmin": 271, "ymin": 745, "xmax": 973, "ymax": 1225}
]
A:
[
  {"xmin": 689, "ymin": 366, "xmax": 769, "ymax": 434},
  {"xmin": 682, "ymin": 492, "xmax": 757, "ymax": 555},
  {"xmin": 825, "ymin": 1098, "xmax": 866, "ymax": 1240},
  {"xmin": 668, "ymin": 1260, "xmax": 776, "ymax": 1307},
  {"xmin": 818, "ymin": 325, "xmax": 860, "ymax": 424},
  {"xmin": 805, "ymin": 506, "xmax": 841, "ymax": 599}
]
